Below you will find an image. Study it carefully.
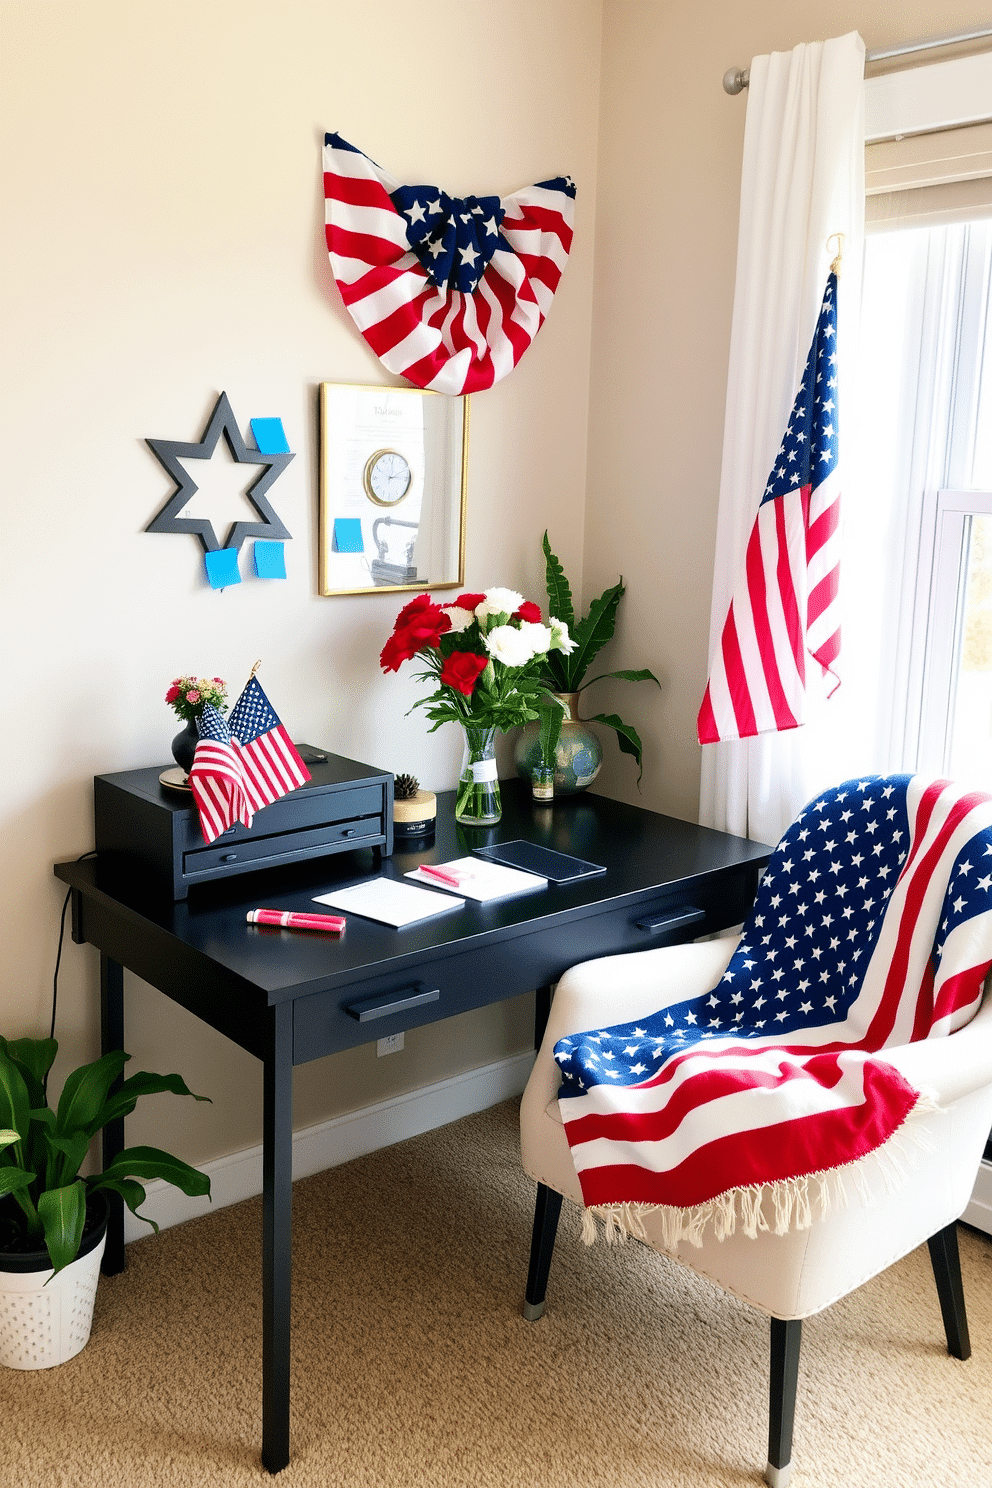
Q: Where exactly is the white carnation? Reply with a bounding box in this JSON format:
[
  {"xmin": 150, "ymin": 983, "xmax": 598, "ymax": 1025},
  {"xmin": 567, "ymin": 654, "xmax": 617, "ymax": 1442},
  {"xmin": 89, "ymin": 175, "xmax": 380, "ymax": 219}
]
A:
[
  {"xmin": 477, "ymin": 587, "xmax": 524, "ymax": 621},
  {"xmin": 517, "ymin": 621, "xmax": 553, "ymax": 657},
  {"xmin": 444, "ymin": 604, "xmax": 475, "ymax": 632},
  {"xmin": 549, "ymin": 617, "xmax": 578, "ymax": 654},
  {"xmin": 485, "ymin": 624, "xmax": 539, "ymax": 667}
]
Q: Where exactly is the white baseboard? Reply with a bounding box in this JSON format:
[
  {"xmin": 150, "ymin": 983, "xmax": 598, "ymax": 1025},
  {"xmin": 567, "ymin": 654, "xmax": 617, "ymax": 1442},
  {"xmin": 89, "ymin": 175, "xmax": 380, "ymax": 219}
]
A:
[
  {"xmin": 962, "ymin": 1158, "xmax": 992, "ymax": 1236},
  {"xmin": 123, "ymin": 1050, "xmax": 534, "ymax": 1244}
]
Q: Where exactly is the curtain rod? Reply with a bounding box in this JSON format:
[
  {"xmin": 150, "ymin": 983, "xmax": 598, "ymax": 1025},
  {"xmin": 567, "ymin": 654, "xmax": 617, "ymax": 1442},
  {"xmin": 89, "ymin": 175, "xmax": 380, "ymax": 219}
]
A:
[{"xmin": 723, "ymin": 24, "xmax": 992, "ymax": 94}]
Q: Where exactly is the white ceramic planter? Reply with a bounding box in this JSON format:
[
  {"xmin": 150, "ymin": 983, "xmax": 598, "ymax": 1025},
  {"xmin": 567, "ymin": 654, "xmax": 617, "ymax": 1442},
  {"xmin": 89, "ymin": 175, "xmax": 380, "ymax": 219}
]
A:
[{"xmin": 0, "ymin": 1229, "xmax": 107, "ymax": 1369}]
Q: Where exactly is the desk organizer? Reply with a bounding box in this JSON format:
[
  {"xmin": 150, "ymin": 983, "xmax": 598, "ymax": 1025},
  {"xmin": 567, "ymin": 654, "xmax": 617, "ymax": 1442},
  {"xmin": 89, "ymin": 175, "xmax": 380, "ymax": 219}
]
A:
[{"xmin": 94, "ymin": 748, "xmax": 393, "ymax": 899}]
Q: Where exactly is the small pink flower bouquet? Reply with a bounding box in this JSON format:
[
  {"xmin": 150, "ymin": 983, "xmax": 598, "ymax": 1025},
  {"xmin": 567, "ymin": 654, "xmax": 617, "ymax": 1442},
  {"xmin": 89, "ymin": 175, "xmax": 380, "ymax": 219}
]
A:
[{"xmin": 165, "ymin": 675, "xmax": 228, "ymax": 724}]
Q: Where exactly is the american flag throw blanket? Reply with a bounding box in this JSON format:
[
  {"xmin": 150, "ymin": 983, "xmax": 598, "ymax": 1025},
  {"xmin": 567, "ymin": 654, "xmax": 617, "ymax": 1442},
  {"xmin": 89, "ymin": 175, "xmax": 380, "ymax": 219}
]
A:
[
  {"xmin": 323, "ymin": 132, "xmax": 575, "ymax": 394},
  {"xmin": 555, "ymin": 776, "xmax": 992, "ymax": 1246}
]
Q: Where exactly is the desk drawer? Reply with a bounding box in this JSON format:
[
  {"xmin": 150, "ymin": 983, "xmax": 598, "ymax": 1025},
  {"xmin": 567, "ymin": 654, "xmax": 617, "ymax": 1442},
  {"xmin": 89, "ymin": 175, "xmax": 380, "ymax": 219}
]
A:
[{"xmin": 292, "ymin": 879, "xmax": 746, "ymax": 1065}]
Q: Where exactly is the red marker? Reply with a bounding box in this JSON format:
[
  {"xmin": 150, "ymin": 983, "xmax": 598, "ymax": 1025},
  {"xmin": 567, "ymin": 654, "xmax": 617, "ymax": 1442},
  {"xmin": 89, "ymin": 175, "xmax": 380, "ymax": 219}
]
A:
[{"xmin": 247, "ymin": 909, "xmax": 345, "ymax": 934}]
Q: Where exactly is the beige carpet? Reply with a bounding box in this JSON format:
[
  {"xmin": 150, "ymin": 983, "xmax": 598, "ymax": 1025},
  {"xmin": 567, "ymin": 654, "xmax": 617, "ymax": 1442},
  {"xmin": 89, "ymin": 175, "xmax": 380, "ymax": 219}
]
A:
[{"xmin": 3, "ymin": 1099, "xmax": 990, "ymax": 1488}]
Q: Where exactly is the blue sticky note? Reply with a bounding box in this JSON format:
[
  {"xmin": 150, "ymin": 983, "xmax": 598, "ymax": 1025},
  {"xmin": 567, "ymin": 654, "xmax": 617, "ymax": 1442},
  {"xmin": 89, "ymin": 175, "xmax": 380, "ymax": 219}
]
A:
[
  {"xmin": 204, "ymin": 547, "xmax": 242, "ymax": 589},
  {"xmin": 254, "ymin": 540, "xmax": 287, "ymax": 579},
  {"xmin": 333, "ymin": 517, "xmax": 364, "ymax": 553},
  {"xmin": 250, "ymin": 417, "xmax": 290, "ymax": 454}
]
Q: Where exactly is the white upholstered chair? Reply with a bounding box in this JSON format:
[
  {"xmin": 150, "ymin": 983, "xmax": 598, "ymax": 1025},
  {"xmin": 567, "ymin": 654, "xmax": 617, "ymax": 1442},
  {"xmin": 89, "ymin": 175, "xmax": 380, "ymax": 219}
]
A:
[{"xmin": 520, "ymin": 798, "xmax": 992, "ymax": 1486}]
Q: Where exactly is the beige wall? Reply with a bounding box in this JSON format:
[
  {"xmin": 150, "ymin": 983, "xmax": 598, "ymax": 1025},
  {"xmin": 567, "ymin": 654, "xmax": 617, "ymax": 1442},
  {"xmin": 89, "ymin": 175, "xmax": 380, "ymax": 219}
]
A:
[
  {"xmin": 4, "ymin": 0, "xmax": 992, "ymax": 1170},
  {"xmin": 588, "ymin": 0, "xmax": 992, "ymax": 822},
  {"xmin": 0, "ymin": 0, "xmax": 603, "ymax": 1161}
]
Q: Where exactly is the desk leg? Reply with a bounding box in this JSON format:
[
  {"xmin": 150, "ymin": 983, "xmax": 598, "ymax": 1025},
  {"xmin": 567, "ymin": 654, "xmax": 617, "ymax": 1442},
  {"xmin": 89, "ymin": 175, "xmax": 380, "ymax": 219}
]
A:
[
  {"xmin": 100, "ymin": 953, "xmax": 126, "ymax": 1276},
  {"xmin": 534, "ymin": 983, "xmax": 553, "ymax": 1050},
  {"xmin": 261, "ymin": 1001, "xmax": 294, "ymax": 1474}
]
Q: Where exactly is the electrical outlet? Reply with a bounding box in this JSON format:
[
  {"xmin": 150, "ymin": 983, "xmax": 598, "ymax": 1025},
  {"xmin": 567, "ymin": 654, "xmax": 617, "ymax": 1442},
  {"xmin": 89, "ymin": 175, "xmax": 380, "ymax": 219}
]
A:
[{"xmin": 377, "ymin": 1032, "xmax": 404, "ymax": 1056}]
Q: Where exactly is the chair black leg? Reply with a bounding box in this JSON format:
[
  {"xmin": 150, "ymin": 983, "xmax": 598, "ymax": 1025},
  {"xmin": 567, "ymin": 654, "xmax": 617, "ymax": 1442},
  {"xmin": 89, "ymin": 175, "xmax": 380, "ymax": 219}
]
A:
[
  {"xmin": 523, "ymin": 1182, "xmax": 563, "ymax": 1322},
  {"xmin": 927, "ymin": 1221, "xmax": 971, "ymax": 1360},
  {"xmin": 766, "ymin": 1317, "xmax": 802, "ymax": 1488}
]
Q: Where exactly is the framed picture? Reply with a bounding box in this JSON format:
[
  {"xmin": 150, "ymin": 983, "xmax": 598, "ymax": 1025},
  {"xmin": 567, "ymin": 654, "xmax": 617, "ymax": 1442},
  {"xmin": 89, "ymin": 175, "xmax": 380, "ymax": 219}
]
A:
[{"xmin": 318, "ymin": 383, "xmax": 469, "ymax": 596}]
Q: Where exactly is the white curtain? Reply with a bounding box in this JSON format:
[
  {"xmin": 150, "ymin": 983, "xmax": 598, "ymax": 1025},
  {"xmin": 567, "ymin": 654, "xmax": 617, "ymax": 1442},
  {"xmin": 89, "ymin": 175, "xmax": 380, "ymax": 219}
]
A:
[{"xmin": 699, "ymin": 31, "xmax": 866, "ymax": 847}]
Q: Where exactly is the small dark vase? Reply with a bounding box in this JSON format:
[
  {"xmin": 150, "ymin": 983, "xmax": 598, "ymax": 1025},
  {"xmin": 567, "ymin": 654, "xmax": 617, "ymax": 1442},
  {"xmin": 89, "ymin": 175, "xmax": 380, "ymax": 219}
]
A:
[{"xmin": 171, "ymin": 717, "xmax": 199, "ymax": 773}]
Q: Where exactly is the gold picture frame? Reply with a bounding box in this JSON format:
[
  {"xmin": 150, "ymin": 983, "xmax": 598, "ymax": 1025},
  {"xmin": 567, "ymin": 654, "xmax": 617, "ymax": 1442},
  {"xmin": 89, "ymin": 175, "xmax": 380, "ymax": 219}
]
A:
[{"xmin": 318, "ymin": 382, "xmax": 469, "ymax": 596}]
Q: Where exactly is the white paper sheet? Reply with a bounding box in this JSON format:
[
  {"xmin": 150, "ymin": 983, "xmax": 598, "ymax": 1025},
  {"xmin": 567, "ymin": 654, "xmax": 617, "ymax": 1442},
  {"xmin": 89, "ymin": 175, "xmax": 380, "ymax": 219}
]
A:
[
  {"xmin": 313, "ymin": 877, "xmax": 464, "ymax": 927},
  {"xmin": 405, "ymin": 856, "xmax": 547, "ymax": 902}
]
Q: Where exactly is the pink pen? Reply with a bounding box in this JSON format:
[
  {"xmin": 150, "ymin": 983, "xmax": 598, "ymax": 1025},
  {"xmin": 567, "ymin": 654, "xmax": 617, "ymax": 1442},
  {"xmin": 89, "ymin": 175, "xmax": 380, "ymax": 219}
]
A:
[
  {"xmin": 419, "ymin": 864, "xmax": 471, "ymax": 888},
  {"xmin": 247, "ymin": 909, "xmax": 345, "ymax": 934}
]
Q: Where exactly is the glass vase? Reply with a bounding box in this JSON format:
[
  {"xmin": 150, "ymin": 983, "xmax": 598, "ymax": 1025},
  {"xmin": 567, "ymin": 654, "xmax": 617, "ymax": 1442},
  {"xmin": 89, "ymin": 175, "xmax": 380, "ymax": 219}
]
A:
[{"xmin": 455, "ymin": 723, "xmax": 501, "ymax": 825}]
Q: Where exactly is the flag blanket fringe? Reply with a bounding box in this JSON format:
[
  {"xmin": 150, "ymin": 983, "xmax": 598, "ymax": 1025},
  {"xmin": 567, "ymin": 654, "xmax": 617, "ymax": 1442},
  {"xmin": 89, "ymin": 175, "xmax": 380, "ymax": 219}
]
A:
[
  {"xmin": 579, "ymin": 1088, "xmax": 941, "ymax": 1248},
  {"xmin": 556, "ymin": 776, "xmax": 992, "ymax": 1244}
]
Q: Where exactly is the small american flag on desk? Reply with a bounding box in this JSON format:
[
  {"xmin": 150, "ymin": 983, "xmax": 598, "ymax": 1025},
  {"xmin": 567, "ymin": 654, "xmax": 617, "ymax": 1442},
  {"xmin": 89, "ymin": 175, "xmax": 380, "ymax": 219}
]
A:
[{"xmin": 189, "ymin": 676, "xmax": 310, "ymax": 844}]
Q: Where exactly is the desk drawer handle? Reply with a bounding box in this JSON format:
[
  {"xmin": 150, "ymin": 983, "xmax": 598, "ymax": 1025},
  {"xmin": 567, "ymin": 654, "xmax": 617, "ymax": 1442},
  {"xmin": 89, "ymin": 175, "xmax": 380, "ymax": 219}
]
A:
[
  {"xmin": 345, "ymin": 984, "xmax": 440, "ymax": 1023},
  {"xmin": 635, "ymin": 906, "xmax": 706, "ymax": 935},
  {"xmin": 220, "ymin": 852, "xmax": 238, "ymax": 862}
]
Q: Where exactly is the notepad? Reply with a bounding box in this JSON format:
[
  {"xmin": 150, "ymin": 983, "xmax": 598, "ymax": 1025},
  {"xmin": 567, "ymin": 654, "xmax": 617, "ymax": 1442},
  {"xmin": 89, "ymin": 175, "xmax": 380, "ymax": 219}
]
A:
[
  {"xmin": 313, "ymin": 877, "xmax": 464, "ymax": 928},
  {"xmin": 405, "ymin": 856, "xmax": 547, "ymax": 902}
]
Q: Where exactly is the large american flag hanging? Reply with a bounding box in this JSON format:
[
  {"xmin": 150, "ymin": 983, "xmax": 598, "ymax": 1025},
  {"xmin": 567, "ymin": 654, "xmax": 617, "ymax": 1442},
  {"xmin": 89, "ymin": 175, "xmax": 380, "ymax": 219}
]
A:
[
  {"xmin": 323, "ymin": 132, "xmax": 575, "ymax": 394},
  {"xmin": 698, "ymin": 273, "xmax": 842, "ymax": 744},
  {"xmin": 554, "ymin": 775, "xmax": 992, "ymax": 1246},
  {"xmin": 189, "ymin": 678, "xmax": 310, "ymax": 844}
]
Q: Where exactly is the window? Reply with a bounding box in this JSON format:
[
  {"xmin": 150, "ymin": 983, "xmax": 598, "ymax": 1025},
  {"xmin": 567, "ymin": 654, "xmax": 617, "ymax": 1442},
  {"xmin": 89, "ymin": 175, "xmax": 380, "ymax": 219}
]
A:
[{"xmin": 846, "ymin": 217, "xmax": 992, "ymax": 787}]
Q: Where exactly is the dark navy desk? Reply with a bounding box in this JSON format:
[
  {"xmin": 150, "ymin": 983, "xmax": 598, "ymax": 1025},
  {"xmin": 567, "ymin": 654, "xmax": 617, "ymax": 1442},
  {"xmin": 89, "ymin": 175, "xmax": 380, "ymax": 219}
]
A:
[{"xmin": 56, "ymin": 780, "xmax": 770, "ymax": 1473}]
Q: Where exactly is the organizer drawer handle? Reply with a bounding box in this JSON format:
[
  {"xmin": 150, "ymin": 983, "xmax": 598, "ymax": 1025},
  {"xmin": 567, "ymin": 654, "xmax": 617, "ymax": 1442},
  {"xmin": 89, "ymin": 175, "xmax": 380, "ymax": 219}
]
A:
[
  {"xmin": 634, "ymin": 906, "xmax": 706, "ymax": 935},
  {"xmin": 220, "ymin": 852, "xmax": 239, "ymax": 862},
  {"xmin": 346, "ymin": 984, "xmax": 440, "ymax": 1023}
]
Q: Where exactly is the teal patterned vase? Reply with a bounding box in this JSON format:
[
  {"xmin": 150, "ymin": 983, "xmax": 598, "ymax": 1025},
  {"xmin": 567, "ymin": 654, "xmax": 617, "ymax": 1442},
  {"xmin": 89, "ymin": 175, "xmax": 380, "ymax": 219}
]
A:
[{"xmin": 514, "ymin": 692, "xmax": 603, "ymax": 796}]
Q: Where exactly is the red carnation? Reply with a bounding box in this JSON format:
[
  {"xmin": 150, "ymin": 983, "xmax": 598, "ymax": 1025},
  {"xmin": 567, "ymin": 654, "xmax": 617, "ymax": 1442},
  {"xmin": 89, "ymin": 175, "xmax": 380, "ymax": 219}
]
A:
[
  {"xmin": 165, "ymin": 684, "xmax": 181, "ymax": 704},
  {"xmin": 393, "ymin": 593, "xmax": 437, "ymax": 629},
  {"xmin": 450, "ymin": 593, "xmax": 486, "ymax": 612},
  {"xmin": 513, "ymin": 601, "xmax": 542, "ymax": 624},
  {"xmin": 380, "ymin": 630, "xmax": 420, "ymax": 672},
  {"xmin": 439, "ymin": 650, "xmax": 489, "ymax": 696}
]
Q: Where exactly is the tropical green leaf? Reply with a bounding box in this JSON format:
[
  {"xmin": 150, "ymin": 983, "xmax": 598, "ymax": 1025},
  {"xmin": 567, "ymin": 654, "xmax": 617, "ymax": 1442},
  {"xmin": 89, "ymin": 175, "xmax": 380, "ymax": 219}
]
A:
[
  {"xmin": 537, "ymin": 695, "xmax": 566, "ymax": 766},
  {"xmin": 585, "ymin": 712, "xmax": 646, "ymax": 785},
  {"xmin": 92, "ymin": 1070, "xmax": 211, "ymax": 1136},
  {"xmin": 88, "ymin": 1176, "xmax": 154, "ymax": 1230},
  {"xmin": 37, "ymin": 1181, "xmax": 87, "ymax": 1275},
  {"xmin": 0, "ymin": 1046, "xmax": 32, "ymax": 1146},
  {"xmin": 53, "ymin": 1049, "xmax": 129, "ymax": 1139},
  {"xmin": 43, "ymin": 1130, "xmax": 91, "ymax": 1189},
  {"xmin": 93, "ymin": 1145, "xmax": 211, "ymax": 1201},
  {"xmin": 542, "ymin": 531, "xmax": 574, "ymax": 629},
  {"xmin": 566, "ymin": 581, "xmax": 625, "ymax": 689},
  {"xmin": 0, "ymin": 1037, "xmax": 57, "ymax": 1106},
  {"xmin": 580, "ymin": 667, "xmax": 661, "ymax": 689},
  {"xmin": 0, "ymin": 1127, "xmax": 20, "ymax": 1148},
  {"xmin": 0, "ymin": 1165, "xmax": 36, "ymax": 1198}
]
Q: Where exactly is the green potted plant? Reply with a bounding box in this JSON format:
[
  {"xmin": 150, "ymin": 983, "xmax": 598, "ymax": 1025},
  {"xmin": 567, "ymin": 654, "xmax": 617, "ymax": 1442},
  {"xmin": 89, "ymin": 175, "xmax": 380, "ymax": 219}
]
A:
[
  {"xmin": 0, "ymin": 1035, "xmax": 210, "ymax": 1369},
  {"xmin": 515, "ymin": 532, "xmax": 661, "ymax": 793}
]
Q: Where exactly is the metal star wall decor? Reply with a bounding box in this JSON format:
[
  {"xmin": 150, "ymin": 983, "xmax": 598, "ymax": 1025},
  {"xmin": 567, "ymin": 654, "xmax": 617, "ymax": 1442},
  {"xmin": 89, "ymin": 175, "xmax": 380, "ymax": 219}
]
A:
[{"xmin": 146, "ymin": 392, "xmax": 294, "ymax": 555}]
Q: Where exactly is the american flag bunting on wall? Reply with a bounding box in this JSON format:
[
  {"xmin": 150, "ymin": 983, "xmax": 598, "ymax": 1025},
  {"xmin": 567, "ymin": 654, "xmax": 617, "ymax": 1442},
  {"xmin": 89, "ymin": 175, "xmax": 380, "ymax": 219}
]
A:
[
  {"xmin": 189, "ymin": 678, "xmax": 310, "ymax": 845},
  {"xmin": 554, "ymin": 775, "xmax": 992, "ymax": 1246},
  {"xmin": 322, "ymin": 132, "xmax": 575, "ymax": 394},
  {"xmin": 698, "ymin": 273, "xmax": 842, "ymax": 744}
]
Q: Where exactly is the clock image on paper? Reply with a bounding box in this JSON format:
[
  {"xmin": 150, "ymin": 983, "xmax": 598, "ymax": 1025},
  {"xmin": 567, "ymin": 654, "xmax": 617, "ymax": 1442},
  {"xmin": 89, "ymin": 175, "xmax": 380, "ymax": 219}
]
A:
[{"xmin": 364, "ymin": 449, "xmax": 412, "ymax": 506}]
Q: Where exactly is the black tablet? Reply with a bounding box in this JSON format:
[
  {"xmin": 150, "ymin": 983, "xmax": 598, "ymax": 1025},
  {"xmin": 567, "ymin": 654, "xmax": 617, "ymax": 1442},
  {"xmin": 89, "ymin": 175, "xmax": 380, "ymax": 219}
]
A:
[{"xmin": 472, "ymin": 840, "xmax": 606, "ymax": 884}]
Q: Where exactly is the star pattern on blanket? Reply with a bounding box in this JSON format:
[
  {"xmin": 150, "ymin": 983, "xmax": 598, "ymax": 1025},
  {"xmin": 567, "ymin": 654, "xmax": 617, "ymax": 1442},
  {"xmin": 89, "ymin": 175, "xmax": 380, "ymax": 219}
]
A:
[{"xmin": 555, "ymin": 775, "xmax": 992, "ymax": 1094}]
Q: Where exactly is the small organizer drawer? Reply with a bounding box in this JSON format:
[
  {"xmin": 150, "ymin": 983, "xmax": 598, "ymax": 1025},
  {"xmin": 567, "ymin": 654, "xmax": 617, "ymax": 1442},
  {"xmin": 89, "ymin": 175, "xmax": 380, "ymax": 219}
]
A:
[
  {"xmin": 177, "ymin": 784, "xmax": 383, "ymax": 851},
  {"xmin": 94, "ymin": 750, "xmax": 393, "ymax": 900},
  {"xmin": 183, "ymin": 815, "xmax": 382, "ymax": 877}
]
